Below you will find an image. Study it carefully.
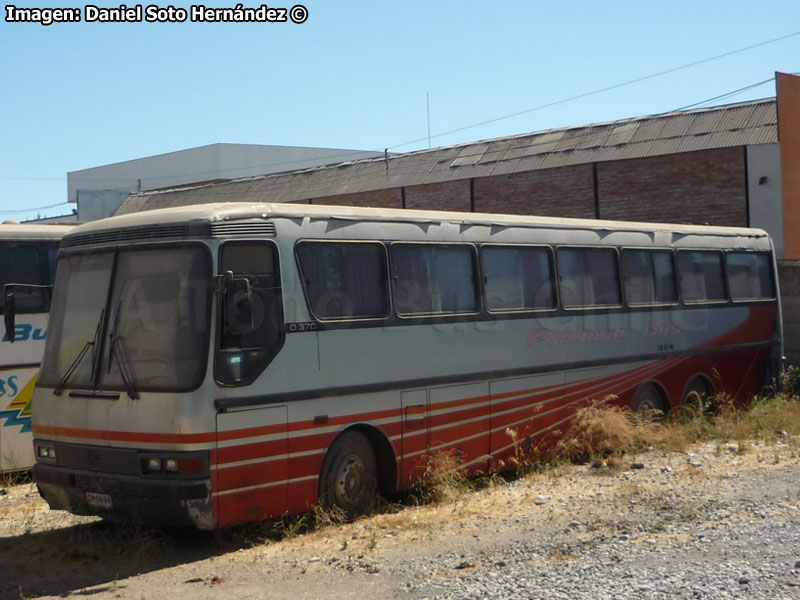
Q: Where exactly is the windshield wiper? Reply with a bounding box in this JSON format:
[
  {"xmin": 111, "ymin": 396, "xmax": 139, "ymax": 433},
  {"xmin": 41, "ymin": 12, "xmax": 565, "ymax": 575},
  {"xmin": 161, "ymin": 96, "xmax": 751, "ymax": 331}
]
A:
[
  {"xmin": 107, "ymin": 302, "xmax": 139, "ymax": 400},
  {"xmin": 54, "ymin": 308, "xmax": 104, "ymax": 396}
]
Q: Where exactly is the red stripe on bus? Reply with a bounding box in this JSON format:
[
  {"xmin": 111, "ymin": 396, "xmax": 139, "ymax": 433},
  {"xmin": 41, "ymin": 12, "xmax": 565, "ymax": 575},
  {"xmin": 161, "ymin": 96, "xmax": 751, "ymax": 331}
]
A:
[{"xmin": 32, "ymin": 424, "xmax": 217, "ymax": 444}]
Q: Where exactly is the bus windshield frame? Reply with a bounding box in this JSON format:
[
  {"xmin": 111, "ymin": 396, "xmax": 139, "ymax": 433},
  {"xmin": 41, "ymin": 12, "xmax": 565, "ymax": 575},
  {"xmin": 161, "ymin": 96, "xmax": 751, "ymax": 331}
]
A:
[{"xmin": 39, "ymin": 243, "xmax": 213, "ymax": 394}]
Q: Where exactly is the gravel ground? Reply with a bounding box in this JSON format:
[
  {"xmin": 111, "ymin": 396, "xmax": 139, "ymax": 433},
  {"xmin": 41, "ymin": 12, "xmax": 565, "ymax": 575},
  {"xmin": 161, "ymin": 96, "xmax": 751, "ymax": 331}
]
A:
[
  {"xmin": 402, "ymin": 467, "xmax": 800, "ymax": 600},
  {"xmin": 2, "ymin": 439, "xmax": 800, "ymax": 600}
]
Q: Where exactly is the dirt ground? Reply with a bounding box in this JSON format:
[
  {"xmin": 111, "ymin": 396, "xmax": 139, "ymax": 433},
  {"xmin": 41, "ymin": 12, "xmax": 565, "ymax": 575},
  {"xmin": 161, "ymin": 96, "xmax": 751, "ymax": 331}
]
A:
[{"xmin": 2, "ymin": 437, "xmax": 799, "ymax": 600}]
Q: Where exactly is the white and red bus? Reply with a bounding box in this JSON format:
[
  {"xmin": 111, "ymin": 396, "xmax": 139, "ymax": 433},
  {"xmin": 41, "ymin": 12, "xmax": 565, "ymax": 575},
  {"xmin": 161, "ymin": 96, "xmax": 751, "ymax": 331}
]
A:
[
  {"xmin": 21, "ymin": 203, "xmax": 780, "ymax": 529},
  {"xmin": 0, "ymin": 222, "xmax": 73, "ymax": 473}
]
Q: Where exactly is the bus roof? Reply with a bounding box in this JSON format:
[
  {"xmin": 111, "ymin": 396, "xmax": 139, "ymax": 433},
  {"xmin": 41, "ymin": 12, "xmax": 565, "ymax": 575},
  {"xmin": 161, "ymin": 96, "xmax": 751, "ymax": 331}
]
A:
[
  {"xmin": 76, "ymin": 202, "xmax": 771, "ymax": 240},
  {"xmin": 0, "ymin": 223, "xmax": 75, "ymax": 241}
]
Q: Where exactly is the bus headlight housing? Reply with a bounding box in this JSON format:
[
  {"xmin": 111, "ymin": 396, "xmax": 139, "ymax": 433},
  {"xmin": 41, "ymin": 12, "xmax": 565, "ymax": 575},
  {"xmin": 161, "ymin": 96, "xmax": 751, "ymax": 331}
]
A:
[
  {"xmin": 36, "ymin": 443, "xmax": 56, "ymax": 460},
  {"xmin": 139, "ymin": 452, "xmax": 208, "ymax": 477}
]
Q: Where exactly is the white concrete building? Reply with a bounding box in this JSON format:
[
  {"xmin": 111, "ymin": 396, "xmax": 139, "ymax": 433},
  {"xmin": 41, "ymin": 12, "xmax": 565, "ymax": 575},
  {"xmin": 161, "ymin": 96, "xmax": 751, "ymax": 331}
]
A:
[{"xmin": 66, "ymin": 143, "xmax": 383, "ymax": 221}]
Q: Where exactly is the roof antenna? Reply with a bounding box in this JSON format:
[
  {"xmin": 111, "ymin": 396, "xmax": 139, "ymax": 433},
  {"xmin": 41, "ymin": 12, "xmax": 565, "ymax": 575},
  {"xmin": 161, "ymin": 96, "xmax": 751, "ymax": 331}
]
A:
[{"xmin": 427, "ymin": 92, "xmax": 431, "ymax": 149}]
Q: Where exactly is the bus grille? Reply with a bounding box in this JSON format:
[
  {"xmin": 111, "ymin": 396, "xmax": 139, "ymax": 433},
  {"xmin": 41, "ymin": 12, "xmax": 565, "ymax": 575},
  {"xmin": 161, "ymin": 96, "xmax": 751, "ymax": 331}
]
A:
[
  {"xmin": 62, "ymin": 223, "xmax": 197, "ymax": 248},
  {"xmin": 55, "ymin": 442, "xmax": 141, "ymax": 476},
  {"xmin": 210, "ymin": 221, "xmax": 276, "ymax": 237}
]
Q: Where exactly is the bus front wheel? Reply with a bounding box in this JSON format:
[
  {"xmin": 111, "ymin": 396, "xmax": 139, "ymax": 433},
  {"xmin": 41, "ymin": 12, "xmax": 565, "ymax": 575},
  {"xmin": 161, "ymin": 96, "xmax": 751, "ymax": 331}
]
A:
[{"xmin": 318, "ymin": 430, "xmax": 378, "ymax": 519}]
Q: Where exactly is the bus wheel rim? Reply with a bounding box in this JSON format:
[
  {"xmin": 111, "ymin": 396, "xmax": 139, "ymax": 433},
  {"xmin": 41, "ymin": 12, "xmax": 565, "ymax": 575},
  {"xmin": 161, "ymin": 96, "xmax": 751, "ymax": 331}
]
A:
[{"xmin": 334, "ymin": 454, "xmax": 366, "ymax": 506}]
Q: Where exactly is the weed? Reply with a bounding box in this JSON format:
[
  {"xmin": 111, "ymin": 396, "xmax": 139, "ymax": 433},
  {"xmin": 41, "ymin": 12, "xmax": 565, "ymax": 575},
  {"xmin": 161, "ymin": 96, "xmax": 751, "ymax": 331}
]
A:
[
  {"xmin": 780, "ymin": 364, "xmax": 800, "ymax": 398},
  {"xmin": 505, "ymin": 428, "xmax": 539, "ymax": 477},
  {"xmin": 549, "ymin": 401, "xmax": 665, "ymax": 464},
  {"xmin": 412, "ymin": 449, "xmax": 471, "ymax": 505},
  {"xmin": 278, "ymin": 513, "xmax": 309, "ymax": 540},
  {"xmin": 311, "ymin": 504, "xmax": 348, "ymax": 529},
  {"xmin": 365, "ymin": 530, "xmax": 378, "ymax": 551},
  {"xmin": 0, "ymin": 469, "xmax": 31, "ymax": 488}
]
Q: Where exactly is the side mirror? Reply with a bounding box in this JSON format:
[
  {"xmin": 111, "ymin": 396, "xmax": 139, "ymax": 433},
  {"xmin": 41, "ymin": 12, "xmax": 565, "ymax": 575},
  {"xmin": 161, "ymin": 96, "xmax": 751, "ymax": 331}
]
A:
[
  {"xmin": 224, "ymin": 274, "xmax": 254, "ymax": 334},
  {"xmin": 3, "ymin": 290, "xmax": 15, "ymax": 343}
]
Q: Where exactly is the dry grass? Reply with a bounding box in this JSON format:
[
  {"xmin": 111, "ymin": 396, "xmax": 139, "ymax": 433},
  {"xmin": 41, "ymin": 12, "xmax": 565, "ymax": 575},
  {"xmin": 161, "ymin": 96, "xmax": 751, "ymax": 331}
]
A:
[
  {"xmin": 389, "ymin": 394, "xmax": 800, "ymax": 516},
  {"xmin": 544, "ymin": 393, "xmax": 800, "ymax": 465},
  {"xmin": 410, "ymin": 449, "xmax": 475, "ymax": 505},
  {"xmin": 549, "ymin": 402, "xmax": 666, "ymax": 463},
  {"xmin": 665, "ymin": 393, "xmax": 800, "ymax": 450}
]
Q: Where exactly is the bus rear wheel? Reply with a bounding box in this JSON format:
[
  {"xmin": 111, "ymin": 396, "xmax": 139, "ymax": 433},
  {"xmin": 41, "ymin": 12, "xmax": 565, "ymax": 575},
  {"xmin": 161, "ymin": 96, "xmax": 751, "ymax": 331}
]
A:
[
  {"xmin": 682, "ymin": 377, "xmax": 712, "ymax": 421},
  {"xmin": 318, "ymin": 431, "xmax": 377, "ymax": 519},
  {"xmin": 632, "ymin": 383, "xmax": 668, "ymax": 420}
]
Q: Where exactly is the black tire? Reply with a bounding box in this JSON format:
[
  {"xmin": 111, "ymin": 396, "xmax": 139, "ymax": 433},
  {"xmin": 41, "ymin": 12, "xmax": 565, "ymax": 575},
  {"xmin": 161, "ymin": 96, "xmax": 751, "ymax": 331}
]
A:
[
  {"xmin": 318, "ymin": 431, "xmax": 377, "ymax": 519},
  {"xmin": 682, "ymin": 377, "xmax": 711, "ymax": 421},
  {"xmin": 632, "ymin": 383, "xmax": 668, "ymax": 420}
]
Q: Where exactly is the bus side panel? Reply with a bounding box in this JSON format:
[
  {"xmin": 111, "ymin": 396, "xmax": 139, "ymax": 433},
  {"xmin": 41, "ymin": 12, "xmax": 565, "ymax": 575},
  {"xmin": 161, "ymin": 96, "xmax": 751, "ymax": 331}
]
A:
[
  {"xmin": 0, "ymin": 368, "xmax": 38, "ymax": 472},
  {"xmin": 1, "ymin": 312, "xmax": 49, "ymax": 472},
  {"xmin": 215, "ymin": 405, "xmax": 288, "ymax": 528},
  {"xmin": 429, "ymin": 382, "xmax": 490, "ymax": 476}
]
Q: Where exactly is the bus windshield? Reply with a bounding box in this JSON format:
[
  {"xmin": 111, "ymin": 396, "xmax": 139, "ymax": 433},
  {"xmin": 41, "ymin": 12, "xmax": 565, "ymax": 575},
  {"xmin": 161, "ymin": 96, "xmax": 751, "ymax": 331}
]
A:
[{"xmin": 39, "ymin": 246, "xmax": 211, "ymax": 393}]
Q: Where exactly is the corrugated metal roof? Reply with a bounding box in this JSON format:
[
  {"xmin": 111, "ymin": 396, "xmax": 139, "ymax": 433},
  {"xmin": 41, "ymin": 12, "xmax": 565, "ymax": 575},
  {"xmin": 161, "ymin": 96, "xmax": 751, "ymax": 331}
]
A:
[{"xmin": 117, "ymin": 98, "xmax": 778, "ymax": 215}]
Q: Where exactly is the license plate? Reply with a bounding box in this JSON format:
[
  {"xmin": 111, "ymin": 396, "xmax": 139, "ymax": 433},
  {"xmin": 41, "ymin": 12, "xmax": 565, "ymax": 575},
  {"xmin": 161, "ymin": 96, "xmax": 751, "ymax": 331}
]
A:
[{"xmin": 85, "ymin": 492, "xmax": 113, "ymax": 509}]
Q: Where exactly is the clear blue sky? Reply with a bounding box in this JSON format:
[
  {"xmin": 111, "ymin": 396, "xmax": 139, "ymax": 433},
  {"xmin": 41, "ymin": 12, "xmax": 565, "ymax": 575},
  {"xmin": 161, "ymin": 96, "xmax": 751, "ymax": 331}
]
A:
[{"xmin": 1, "ymin": 0, "xmax": 798, "ymax": 221}]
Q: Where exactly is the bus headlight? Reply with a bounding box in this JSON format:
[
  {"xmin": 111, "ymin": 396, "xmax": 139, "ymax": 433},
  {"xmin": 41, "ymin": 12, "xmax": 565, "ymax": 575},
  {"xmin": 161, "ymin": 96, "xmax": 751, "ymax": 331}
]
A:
[
  {"xmin": 36, "ymin": 444, "xmax": 56, "ymax": 460},
  {"xmin": 139, "ymin": 452, "xmax": 209, "ymax": 477}
]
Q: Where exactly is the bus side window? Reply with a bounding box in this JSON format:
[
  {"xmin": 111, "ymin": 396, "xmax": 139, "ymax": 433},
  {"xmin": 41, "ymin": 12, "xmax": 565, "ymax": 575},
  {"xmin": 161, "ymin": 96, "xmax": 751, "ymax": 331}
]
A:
[
  {"xmin": 677, "ymin": 250, "xmax": 727, "ymax": 303},
  {"xmin": 557, "ymin": 247, "xmax": 621, "ymax": 308},
  {"xmin": 621, "ymin": 249, "xmax": 677, "ymax": 305},
  {"xmin": 482, "ymin": 246, "xmax": 556, "ymax": 311},
  {"xmin": 295, "ymin": 242, "xmax": 389, "ymax": 320},
  {"xmin": 0, "ymin": 242, "xmax": 53, "ymax": 314},
  {"xmin": 217, "ymin": 241, "xmax": 284, "ymax": 385},
  {"xmin": 391, "ymin": 244, "xmax": 478, "ymax": 316},
  {"xmin": 727, "ymin": 252, "xmax": 775, "ymax": 301}
]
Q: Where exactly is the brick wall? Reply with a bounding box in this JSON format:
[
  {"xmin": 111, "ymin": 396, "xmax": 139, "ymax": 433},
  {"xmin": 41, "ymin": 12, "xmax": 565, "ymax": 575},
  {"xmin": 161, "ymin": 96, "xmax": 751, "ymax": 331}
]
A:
[
  {"xmin": 313, "ymin": 188, "xmax": 401, "ymax": 208},
  {"xmin": 305, "ymin": 146, "xmax": 750, "ymax": 235},
  {"xmin": 405, "ymin": 180, "xmax": 471, "ymax": 212},
  {"xmin": 473, "ymin": 164, "xmax": 595, "ymax": 218},
  {"xmin": 779, "ymin": 261, "xmax": 800, "ymax": 366},
  {"xmin": 597, "ymin": 147, "xmax": 747, "ymax": 226},
  {"xmin": 307, "ymin": 148, "xmax": 748, "ymax": 227}
]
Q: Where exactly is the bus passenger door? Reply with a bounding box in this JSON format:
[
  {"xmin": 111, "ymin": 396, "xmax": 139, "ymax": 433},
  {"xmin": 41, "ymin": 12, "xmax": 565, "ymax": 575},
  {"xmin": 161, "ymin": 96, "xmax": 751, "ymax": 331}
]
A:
[
  {"xmin": 400, "ymin": 389, "xmax": 429, "ymax": 485},
  {"xmin": 215, "ymin": 404, "xmax": 288, "ymax": 527}
]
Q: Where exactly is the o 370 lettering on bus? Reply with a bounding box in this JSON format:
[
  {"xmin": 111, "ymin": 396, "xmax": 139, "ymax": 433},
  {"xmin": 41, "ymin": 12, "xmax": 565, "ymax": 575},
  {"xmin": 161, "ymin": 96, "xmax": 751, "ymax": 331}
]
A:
[{"xmin": 287, "ymin": 322, "xmax": 318, "ymax": 333}]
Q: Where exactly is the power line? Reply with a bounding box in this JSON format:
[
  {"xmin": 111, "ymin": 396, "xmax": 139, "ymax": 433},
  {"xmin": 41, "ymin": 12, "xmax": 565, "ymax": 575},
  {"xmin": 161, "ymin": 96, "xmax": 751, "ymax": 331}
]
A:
[
  {"xmin": 674, "ymin": 77, "xmax": 777, "ymax": 111},
  {"xmin": 0, "ymin": 148, "xmax": 382, "ymax": 184},
  {"xmin": 1, "ymin": 202, "xmax": 72, "ymax": 214},
  {"xmin": 0, "ymin": 175, "xmax": 66, "ymax": 182},
  {"xmin": 387, "ymin": 31, "xmax": 800, "ymax": 150}
]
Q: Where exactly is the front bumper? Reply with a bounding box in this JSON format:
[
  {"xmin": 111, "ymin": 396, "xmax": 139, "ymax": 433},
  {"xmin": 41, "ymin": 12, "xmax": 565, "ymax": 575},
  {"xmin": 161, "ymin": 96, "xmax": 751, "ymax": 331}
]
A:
[{"xmin": 34, "ymin": 463, "xmax": 214, "ymax": 530}]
